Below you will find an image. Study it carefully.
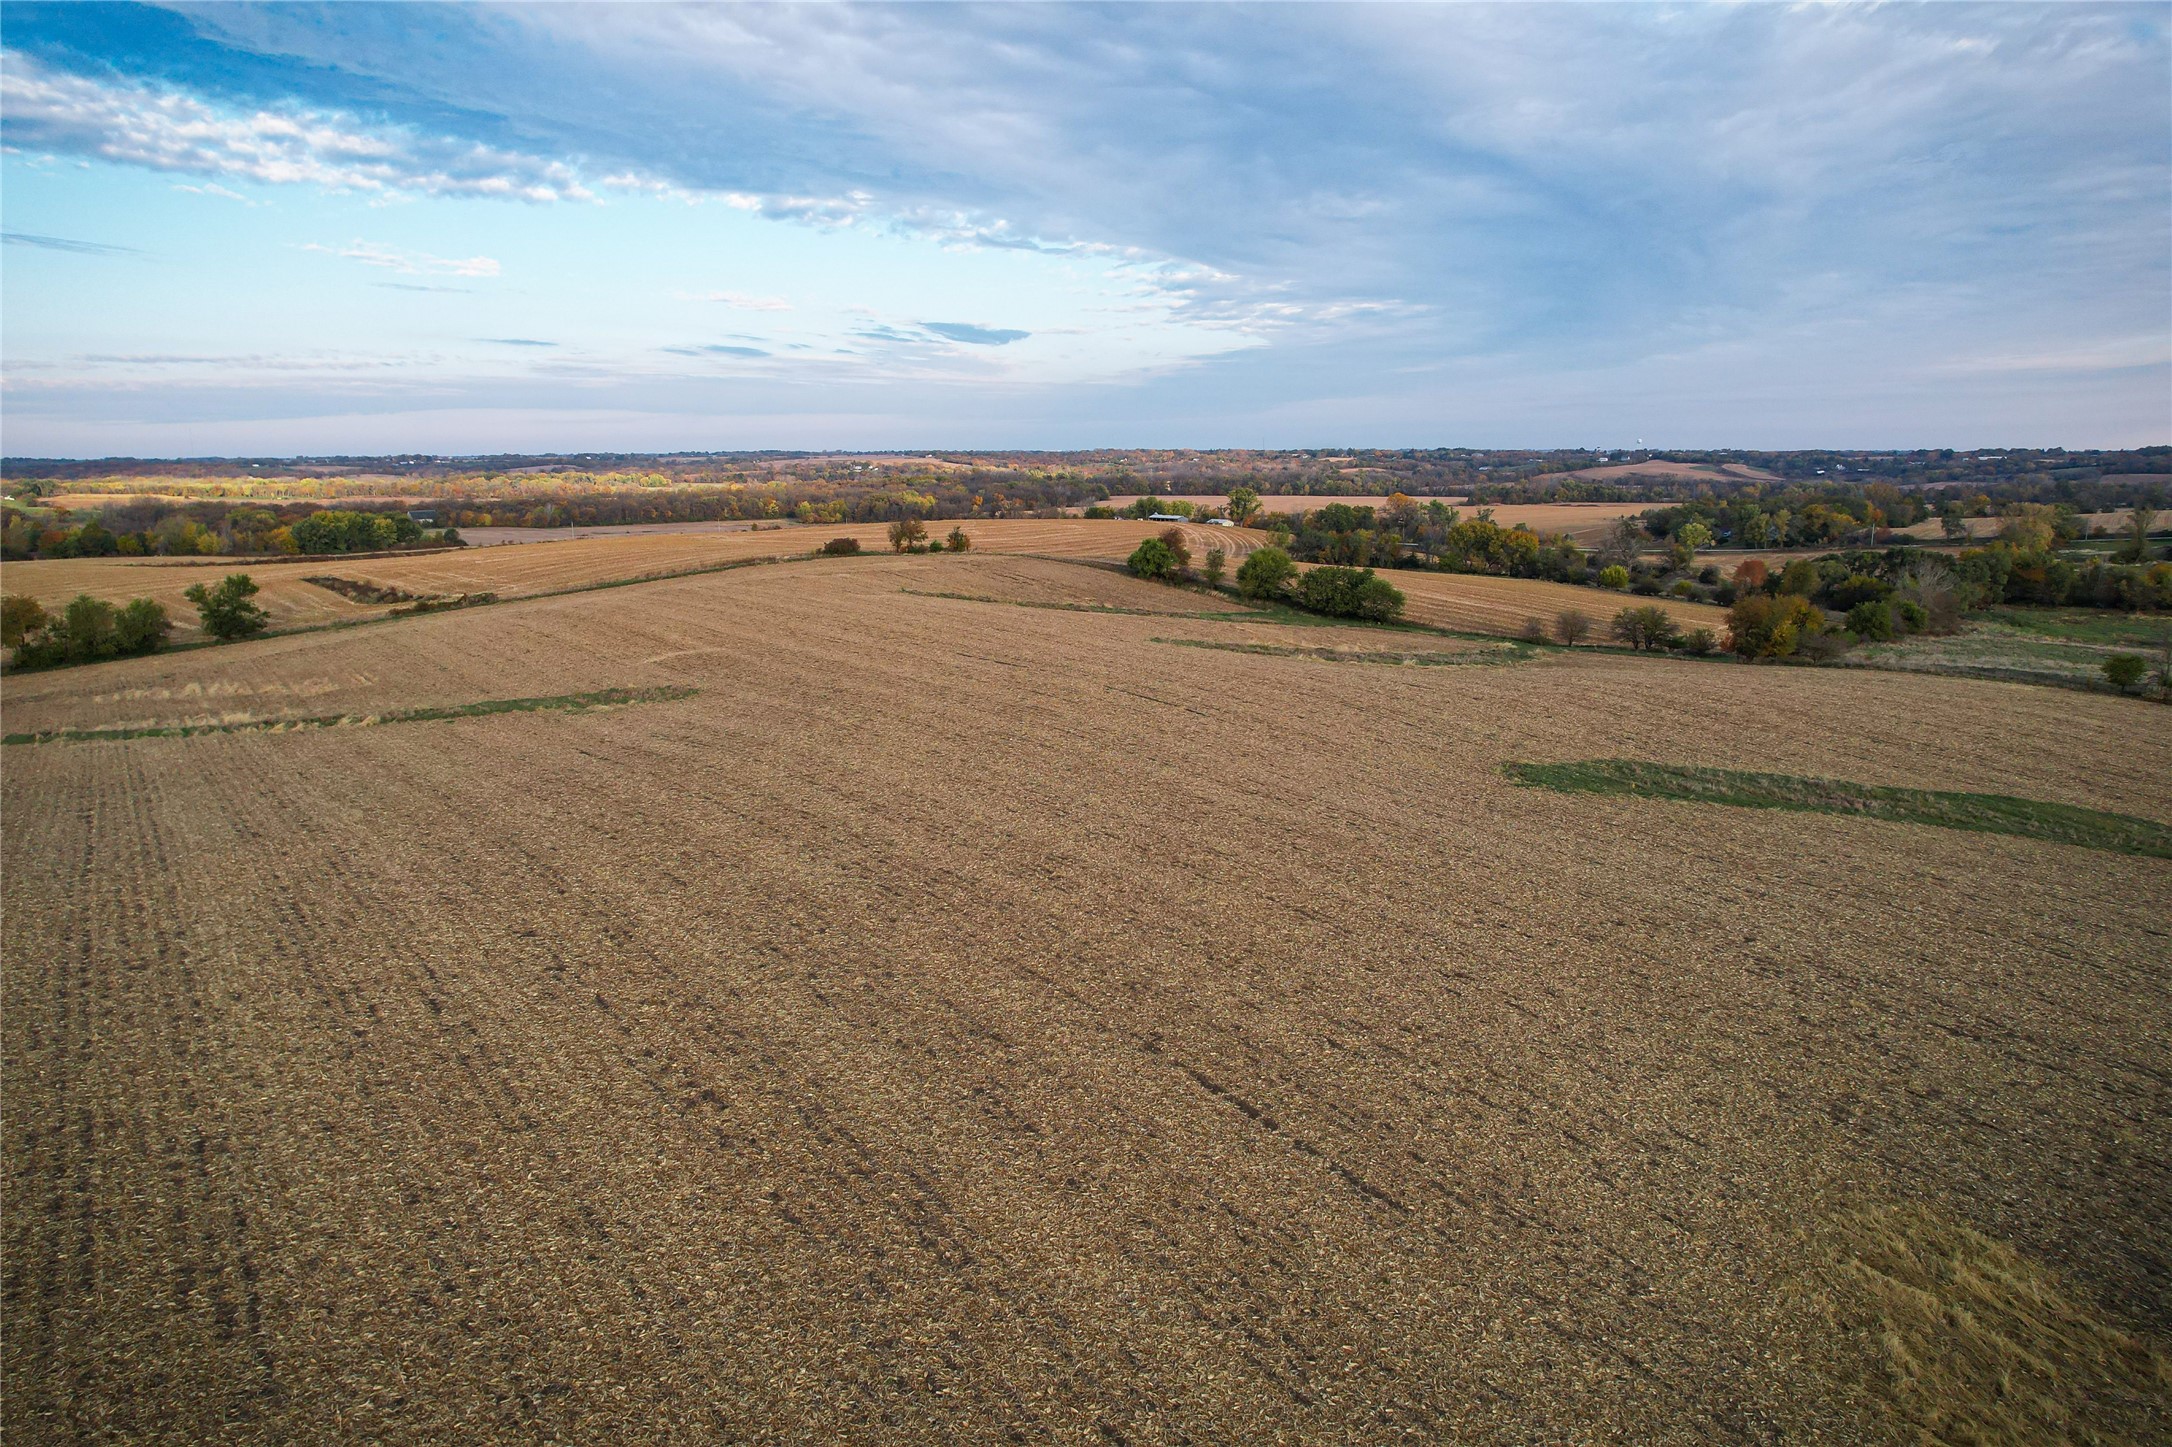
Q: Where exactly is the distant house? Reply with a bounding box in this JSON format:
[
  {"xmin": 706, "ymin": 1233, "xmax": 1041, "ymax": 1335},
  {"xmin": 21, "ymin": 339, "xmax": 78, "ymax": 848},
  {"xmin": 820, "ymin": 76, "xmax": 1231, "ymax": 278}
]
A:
[
  {"xmin": 1147, "ymin": 513, "xmax": 1188, "ymax": 522},
  {"xmin": 407, "ymin": 509, "xmax": 439, "ymax": 525}
]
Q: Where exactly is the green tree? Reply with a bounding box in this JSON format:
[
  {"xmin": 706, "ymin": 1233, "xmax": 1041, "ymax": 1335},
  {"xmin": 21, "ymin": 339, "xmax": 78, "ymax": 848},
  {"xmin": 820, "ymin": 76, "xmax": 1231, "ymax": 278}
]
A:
[
  {"xmin": 113, "ymin": 598, "xmax": 172, "ymax": 655},
  {"xmin": 1127, "ymin": 536, "xmax": 1179, "ymax": 580},
  {"xmin": 59, "ymin": 595, "xmax": 119, "ymax": 660},
  {"xmin": 1669, "ymin": 521, "xmax": 1713, "ymax": 571},
  {"xmin": 1225, "ymin": 487, "xmax": 1262, "ymax": 527},
  {"xmin": 2117, "ymin": 505, "xmax": 2157, "ymax": 564},
  {"xmin": 2103, "ymin": 654, "xmax": 2146, "ymax": 691},
  {"xmin": 1235, "ymin": 546, "xmax": 1296, "ymax": 599},
  {"xmin": 184, "ymin": 573, "xmax": 270, "ymax": 641},
  {"xmin": 292, "ymin": 509, "xmax": 400, "ymax": 554},
  {"xmin": 1609, "ymin": 605, "xmax": 1677, "ymax": 652},
  {"xmin": 1596, "ymin": 564, "xmax": 1630, "ymax": 590},
  {"xmin": 1203, "ymin": 546, "xmax": 1227, "ymax": 589}
]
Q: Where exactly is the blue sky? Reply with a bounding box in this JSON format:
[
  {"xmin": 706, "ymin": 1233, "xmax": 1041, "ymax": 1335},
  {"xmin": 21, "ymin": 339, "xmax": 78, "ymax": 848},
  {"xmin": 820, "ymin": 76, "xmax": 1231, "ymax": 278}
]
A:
[{"xmin": 2, "ymin": 2, "xmax": 2166, "ymax": 455}]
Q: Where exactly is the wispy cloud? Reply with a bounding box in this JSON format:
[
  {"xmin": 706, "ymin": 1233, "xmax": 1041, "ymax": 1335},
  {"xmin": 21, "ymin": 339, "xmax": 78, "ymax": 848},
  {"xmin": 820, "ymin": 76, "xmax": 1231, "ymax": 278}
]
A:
[
  {"xmin": 3, "ymin": 230, "xmax": 140, "ymax": 256},
  {"xmin": 303, "ymin": 240, "xmax": 499, "ymax": 277},
  {"xmin": 673, "ymin": 290, "xmax": 793, "ymax": 311},
  {"xmin": 481, "ymin": 338, "xmax": 557, "ymax": 348},
  {"xmin": 663, "ymin": 343, "xmax": 769, "ymax": 358},
  {"xmin": 172, "ymin": 181, "xmax": 253, "ymax": 204},
  {"xmin": 921, "ymin": 322, "xmax": 1029, "ymax": 347}
]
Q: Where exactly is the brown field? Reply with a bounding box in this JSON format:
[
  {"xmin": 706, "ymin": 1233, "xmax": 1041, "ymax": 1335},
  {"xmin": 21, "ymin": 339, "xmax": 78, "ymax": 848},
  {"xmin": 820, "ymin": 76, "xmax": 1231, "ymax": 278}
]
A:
[
  {"xmin": 1895, "ymin": 511, "xmax": 2138, "ymax": 541},
  {"xmin": 5, "ymin": 552, "xmax": 2169, "ymax": 1445}
]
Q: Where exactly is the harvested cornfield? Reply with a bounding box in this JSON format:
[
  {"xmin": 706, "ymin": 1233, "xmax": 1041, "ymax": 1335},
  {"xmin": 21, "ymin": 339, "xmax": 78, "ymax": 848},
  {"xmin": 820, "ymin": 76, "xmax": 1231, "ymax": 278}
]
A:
[
  {"xmin": 0, "ymin": 521, "xmax": 1276, "ymax": 639},
  {"xmin": 1385, "ymin": 568, "xmax": 1723, "ymax": 637},
  {"xmin": 5, "ymin": 553, "xmax": 2168, "ymax": 1445}
]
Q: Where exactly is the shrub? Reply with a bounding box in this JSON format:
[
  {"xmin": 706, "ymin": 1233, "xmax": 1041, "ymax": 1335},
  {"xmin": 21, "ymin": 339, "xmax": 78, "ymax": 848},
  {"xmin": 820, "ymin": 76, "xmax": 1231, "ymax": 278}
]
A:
[
  {"xmin": 1127, "ymin": 536, "xmax": 1179, "ymax": 580},
  {"xmin": 1082, "ymin": 505, "xmax": 1116, "ymax": 519},
  {"xmin": 1732, "ymin": 559, "xmax": 1769, "ymax": 591},
  {"xmin": 2104, "ymin": 654, "xmax": 2147, "ymax": 691},
  {"xmin": 113, "ymin": 598, "xmax": 172, "ymax": 655},
  {"xmin": 1777, "ymin": 559, "xmax": 1821, "ymax": 596},
  {"xmin": 1895, "ymin": 598, "xmax": 1929, "ymax": 633},
  {"xmin": 1553, "ymin": 609, "xmax": 1591, "ymax": 645},
  {"xmin": 1795, "ymin": 629, "xmax": 1854, "ymax": 661},
  {"xmin": 184, "ymin": 573, "xmax": 270, "ymax": 641},
  {"xmin": 1845, "ymin": 599, "xmax": 1895, "ymax": 642},
  {"xmin": 945, "ymin": 526, "xmax": 972, "ymax": 552},
  {"xmin": 1826, "ymin": 573, "xmax": 1892, "ymax": 611},
  {"xmin": 1669, "ymin": 579, "xmax": 1696, "ymax": 598},
  {"xmin": 1235, "ymin": 546, "xmax": 1296, "ymax": 599},
  {"xmin": 1610, "ymin": 605, "xmax": 1678, "ymax": 652},
  {"xmin": 887, "ymin": 517, "xmax": 927, "ymax": 552},
  {"xmin": 1631, "ymin": 576, "xmax": 1664, "ymax": 597},
  {"xmin": 1294, "ymin": 566, "xmax": 1405, "ymax": 621},
  {"xmin": 1679, "ymin": 626, "xmax": 1719, "ymax": 656},
  {"xmin": 819, "ymin": 536, "xmax": 861, "ymax": 556},
  {"xmin": 1597, "ymin": 565, "xmax": 1630, "ymax": 590},
  {"xmin": 1521, "ymin": 616, "xmax": 1548, "ymax": 643},
  {"xmin": 1728, "ymin": 593, "xmax": 1825, "ymax": 659},
  {"xmin": 1203, "ymin": 546, "xmax": 1227, "ymax": 589}
]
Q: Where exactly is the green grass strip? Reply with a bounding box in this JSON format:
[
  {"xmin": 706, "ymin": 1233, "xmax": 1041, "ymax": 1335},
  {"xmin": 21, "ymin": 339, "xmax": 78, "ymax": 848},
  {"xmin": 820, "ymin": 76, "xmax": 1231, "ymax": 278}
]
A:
[
  {"xmin": 1502, "ymin": 759, "xmax": 2172, "ymax": 858},
  {"xmin": 4, "ymin": 685, "xmax": 698, "ymax": 745},
  {"xmin": 900, "ymin": 588, "xmax": 1253, "ymax": 620},
  {"xmin": 1156, "ymin": 637, "xmax": 1536, "ymax": 667}
]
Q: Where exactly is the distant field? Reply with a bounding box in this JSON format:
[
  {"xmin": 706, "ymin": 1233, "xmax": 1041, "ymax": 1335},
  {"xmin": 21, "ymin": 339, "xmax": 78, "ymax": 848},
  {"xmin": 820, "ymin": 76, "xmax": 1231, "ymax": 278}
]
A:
[
  {"xmin": 1566, "ymin": 460, "xmax": 1780, "ymax": 483},
  {"xmin": 1100, "ymin": 492, "xmax": 1453, "ymax": 516},
  {"xmin": 1097, "ymin": 496, "xmax": 1654, "ymax": 543},
  {"xmin": 1894, "ymin": 511, "xmax": 2138, "ymax": 540},
  {"xmin": 6, "ymin": 552, "xmax": 2166, "ymax": 1444}
]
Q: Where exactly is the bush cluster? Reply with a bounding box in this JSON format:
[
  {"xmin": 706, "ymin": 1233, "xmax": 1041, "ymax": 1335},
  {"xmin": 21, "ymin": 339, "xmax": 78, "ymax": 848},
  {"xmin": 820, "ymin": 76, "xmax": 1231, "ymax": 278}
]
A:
[{"xmin": 4, "ymin": 593, "xmax": 171, "ymax": 669}]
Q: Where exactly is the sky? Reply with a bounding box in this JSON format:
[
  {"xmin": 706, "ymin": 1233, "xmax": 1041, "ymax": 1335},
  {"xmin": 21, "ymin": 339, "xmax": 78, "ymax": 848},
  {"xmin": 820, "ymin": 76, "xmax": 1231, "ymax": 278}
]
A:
[{"xmin": 1, "ymin": 2, "xmax": 2167, "ymax": 456}]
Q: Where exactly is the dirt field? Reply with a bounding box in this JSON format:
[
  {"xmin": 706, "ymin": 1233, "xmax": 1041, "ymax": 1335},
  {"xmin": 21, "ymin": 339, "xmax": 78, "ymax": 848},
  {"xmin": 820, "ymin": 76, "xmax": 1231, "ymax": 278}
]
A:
[{"xmin": 4, "ymin": 553, "xmax": 2168, "ymax": 1445}]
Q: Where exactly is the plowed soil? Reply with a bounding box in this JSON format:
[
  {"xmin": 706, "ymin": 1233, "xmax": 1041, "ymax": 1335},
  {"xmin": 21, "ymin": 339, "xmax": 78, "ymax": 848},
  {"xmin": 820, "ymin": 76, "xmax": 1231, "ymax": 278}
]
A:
[{"xmin": 4, "ymin": 554, "xmax": 2167, "ymax": 1445}]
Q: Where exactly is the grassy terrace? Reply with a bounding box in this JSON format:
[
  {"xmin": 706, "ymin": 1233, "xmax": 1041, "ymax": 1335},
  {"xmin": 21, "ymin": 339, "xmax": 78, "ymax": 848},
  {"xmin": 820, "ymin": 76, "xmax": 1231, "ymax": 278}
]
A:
[
  {"xmin": 1505, "ymin": 759, "xmax": 2172, "ymax": 859},
  {"xmin": 3, "ymin": 686, "xmax": 699, "ymax": 745}
]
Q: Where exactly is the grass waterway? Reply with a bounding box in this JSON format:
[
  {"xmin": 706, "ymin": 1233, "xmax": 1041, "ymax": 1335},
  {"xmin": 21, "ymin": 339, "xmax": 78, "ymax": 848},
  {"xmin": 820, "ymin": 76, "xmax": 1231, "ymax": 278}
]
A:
[
  {"xmin": 1504, "ymin": 759, "xmax": 2172, "ymax": 858},
  {"xmin": 3, "ymin": 685, "xmax": 699, "ymax": 745}
]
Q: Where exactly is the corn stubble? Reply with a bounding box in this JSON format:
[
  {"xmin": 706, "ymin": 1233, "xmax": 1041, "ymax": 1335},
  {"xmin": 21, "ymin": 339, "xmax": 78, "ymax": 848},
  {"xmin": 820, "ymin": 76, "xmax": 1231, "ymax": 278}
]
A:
[{"xmin": 4, "ymin": 555, "xmax": 2166, "ymax": 1445}]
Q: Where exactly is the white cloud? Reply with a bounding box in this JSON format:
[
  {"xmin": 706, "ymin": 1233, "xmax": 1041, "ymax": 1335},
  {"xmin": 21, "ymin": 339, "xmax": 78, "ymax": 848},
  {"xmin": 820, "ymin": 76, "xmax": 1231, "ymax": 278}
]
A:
[
  {"xmin": 0, "ymin": 48, "xmax": 594, "ymax": 203},
  {"xmin": 302, "ymin": 240, "xmax": 500, "ymax": 278}
]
